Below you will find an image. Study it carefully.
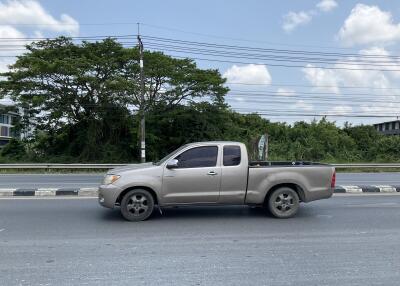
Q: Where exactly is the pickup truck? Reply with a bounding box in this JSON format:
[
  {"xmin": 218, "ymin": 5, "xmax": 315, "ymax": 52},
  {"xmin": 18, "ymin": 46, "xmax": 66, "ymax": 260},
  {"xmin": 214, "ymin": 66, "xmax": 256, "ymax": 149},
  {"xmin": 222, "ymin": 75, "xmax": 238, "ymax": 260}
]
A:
[{"xmin": 99, "ymin": 141, "xmax": 335, "ymax": 221}]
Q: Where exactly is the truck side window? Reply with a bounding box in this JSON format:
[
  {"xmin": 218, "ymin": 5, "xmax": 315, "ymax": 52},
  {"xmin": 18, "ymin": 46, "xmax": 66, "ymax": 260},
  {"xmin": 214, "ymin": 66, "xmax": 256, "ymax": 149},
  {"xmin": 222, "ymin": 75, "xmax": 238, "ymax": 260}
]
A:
[
  {"xmin": 175, "ymin": 146, "xmax": 218, "ymax": 168},
  {"xmin": 223, "ymin": 145, "xmax": 241, "ymax": 166}
]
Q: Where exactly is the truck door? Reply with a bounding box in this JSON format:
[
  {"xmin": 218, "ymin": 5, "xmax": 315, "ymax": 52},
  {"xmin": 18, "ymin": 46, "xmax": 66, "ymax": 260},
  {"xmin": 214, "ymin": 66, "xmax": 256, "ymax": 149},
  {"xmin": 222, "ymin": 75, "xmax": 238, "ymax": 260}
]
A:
[
  {"xmin": 162, "ymin": 145, "xmax": 221, "ymax": 204},
  {"xmin": 219, "ymin": 145, "xmax": 248, "ymax": 204}
]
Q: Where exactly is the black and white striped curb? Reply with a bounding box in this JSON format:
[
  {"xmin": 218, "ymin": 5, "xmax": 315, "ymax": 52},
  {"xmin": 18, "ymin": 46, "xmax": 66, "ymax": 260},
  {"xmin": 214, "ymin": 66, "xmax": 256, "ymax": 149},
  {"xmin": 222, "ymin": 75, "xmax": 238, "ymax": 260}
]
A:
[
  {"xmin": 334, "ymin": 185, "xmax": 400, "ymax": 193},
  {"xmin": 0, "ymin": 185, "xmax": 399, "ymax": 197},
  {"xmin": 0, "ymin": 188, "xmax": 98, "ymax": 197}
]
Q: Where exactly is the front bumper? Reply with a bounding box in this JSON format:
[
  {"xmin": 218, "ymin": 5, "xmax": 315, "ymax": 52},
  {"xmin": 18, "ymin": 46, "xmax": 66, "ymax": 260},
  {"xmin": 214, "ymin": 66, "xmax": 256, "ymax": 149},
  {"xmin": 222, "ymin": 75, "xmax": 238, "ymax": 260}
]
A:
[{"xmin": 98, "ymin": 184, "xmax": 124, "ymax": 209}]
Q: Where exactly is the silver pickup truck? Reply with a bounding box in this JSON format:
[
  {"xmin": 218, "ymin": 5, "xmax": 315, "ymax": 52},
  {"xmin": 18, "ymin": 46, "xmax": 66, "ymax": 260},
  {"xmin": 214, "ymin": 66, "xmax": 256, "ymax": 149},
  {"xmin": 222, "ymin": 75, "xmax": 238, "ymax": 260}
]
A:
[{"xmin": 99, "ymin": 141, "xmax": 335, "ymax": 221}]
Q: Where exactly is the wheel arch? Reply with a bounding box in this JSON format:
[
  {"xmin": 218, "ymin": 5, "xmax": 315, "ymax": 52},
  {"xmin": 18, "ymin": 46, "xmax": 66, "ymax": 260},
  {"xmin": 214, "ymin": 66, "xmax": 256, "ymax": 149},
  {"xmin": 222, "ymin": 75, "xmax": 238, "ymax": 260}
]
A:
[
  {"xmin": 116, "ymin": 186, "xmax": 159, "ymax": 206},
  {"xmin": 264, "ymin": 183, "xmax": 305, "ymax": 205}
]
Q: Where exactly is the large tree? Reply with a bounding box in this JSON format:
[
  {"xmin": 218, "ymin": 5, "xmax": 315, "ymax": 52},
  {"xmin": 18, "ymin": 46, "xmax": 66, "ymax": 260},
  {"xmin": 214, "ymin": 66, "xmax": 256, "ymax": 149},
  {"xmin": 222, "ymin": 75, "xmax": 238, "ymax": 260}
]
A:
[{"xmin": 0, "ymin": 37, "xmax": 228, "ymax": 161}]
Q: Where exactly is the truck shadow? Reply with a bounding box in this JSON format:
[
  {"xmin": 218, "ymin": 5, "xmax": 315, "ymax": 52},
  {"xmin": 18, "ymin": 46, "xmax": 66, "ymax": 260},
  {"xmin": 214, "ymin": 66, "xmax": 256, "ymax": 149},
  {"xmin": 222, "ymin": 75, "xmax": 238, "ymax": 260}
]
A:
[{"xmin": 100, "ymin": 205, "xmax": 316, "ymax": 221}]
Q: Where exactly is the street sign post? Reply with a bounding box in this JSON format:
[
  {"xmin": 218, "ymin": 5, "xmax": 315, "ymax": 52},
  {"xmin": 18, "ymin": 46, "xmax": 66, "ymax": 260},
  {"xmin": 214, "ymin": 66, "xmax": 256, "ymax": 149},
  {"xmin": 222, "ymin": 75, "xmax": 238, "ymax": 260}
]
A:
[{"xmin": 258, "ymin": 134, "xmax": 268, "ymax": 161}]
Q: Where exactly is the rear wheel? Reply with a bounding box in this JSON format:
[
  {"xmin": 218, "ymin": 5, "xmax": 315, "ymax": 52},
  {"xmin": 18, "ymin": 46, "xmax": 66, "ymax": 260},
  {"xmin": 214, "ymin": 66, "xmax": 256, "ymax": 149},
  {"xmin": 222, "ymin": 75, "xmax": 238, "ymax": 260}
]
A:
[
  {"xmin": 120, "ymin": 189, "xmax": 154, "ymax": 221},
  {"xmin": 267, "ymin": 187, "xmax": 299, "ymax": 218}
]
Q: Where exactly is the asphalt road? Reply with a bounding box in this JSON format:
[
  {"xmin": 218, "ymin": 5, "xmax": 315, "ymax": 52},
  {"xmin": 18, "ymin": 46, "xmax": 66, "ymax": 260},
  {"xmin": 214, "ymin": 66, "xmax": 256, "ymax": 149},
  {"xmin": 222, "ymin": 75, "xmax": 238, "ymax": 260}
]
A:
[
  {"xmin": 0, "ymin": 172, "xmax": 400, "ymax": 189},
  {"xmin": 0, "ymin": 173, "xmax": 104, "ymax": 189},
  {"xmin": 1, "ymin": 195, "xmax": 400, "ymax": 285}
]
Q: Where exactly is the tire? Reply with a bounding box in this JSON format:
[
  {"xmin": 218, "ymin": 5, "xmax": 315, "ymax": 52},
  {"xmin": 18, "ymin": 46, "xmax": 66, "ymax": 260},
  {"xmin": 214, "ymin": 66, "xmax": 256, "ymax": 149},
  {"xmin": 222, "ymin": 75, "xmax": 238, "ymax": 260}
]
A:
[
  {"xmin": 120, "ymin": 189, "xmax": 155, "ymax": 222},
  {"xmin": 267, "ymin": 187, "xmax": 299, "ymax": 218}
]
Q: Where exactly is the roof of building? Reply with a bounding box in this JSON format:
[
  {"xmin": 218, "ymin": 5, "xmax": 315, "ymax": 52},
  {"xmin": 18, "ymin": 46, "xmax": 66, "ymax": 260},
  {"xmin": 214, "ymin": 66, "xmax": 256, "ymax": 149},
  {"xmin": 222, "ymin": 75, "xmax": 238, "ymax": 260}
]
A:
[{"xmin": 373, "ymin": 120, "xmax": 400, "ymax": 126}]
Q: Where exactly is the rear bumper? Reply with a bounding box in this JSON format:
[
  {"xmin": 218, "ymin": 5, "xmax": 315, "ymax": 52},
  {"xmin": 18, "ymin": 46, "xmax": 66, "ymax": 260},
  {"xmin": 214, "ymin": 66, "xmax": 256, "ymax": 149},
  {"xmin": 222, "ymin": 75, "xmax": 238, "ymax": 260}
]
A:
[
  {"xmin": 98, "ymin": 184, "xmax": 123, "ymax": 209},
  {"xmin": 303, "ymin": 187, "xmax": 334, "ymax": 203}
]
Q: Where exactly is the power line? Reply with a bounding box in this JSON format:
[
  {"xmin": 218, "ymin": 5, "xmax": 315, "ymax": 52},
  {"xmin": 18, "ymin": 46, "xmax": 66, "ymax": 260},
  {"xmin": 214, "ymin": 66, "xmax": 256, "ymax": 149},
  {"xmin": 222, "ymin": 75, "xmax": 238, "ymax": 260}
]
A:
[
  {"xmin": 233, "ymin": 109, "xmax": 400, "ymax": 118},
  {"xmin": 0, "ymin": 20, "xmax": 365, "ymax": 53},
  {"xmin": 144, "ymin": 42, "xmax": 400, "ymax": 64},
  {"xmin": 1, "ymin": 33, "xmax": 397, "ymax": 59},
  {"xmin": 229, "ymin": 90, "xmax": 400, "ymax": 98},
  {"xmin": 239, "ymin": 111, "xmax": 399, "ymax": 118},
  {"xmin": 0, "ymin": 22, "xmax": 139, "ymax": 27},
  {"xmin": 2, "ymin": 34, "xmax": 400, "ymax": 71},
  {"xmin": 142, "ymin": 35, "xmax": 400, "ymax": 59},
  {"xmin": 144, "ymin": 42, "xmax": 400, "ymax": 68},
  {"xmin": 140, "ymin": 23, "xmax": 364, "ymax": 52},
  {"xmin": 226, "ymin": 96, "xmax": 400, "ymax": 106},
  {"xmin": 223, "ymin": 82, "xmax": 400, "ymax": 90},
  {"xmin": 0, "ymin": 34, "xmax": 137, "ymax": 41},
  {"xmin": 161, "ymin": 54, "xmax": 400, "ymax": 72}
]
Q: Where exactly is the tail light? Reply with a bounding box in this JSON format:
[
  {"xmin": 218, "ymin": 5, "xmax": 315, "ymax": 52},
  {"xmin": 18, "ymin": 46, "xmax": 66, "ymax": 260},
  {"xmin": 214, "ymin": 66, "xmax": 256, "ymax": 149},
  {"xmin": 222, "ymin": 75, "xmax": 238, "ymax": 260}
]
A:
[{"xmin": 330, "ymin": 170, "xmax": 336, "ymax": 188}]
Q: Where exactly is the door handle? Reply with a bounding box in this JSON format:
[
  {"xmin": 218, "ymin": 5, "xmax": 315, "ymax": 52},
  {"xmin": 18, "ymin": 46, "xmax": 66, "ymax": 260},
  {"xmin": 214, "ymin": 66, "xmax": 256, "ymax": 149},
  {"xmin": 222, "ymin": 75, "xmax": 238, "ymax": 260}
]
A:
[{"xmin": 207, "ymin": 171, "xmax": 218, "ymax": 176}]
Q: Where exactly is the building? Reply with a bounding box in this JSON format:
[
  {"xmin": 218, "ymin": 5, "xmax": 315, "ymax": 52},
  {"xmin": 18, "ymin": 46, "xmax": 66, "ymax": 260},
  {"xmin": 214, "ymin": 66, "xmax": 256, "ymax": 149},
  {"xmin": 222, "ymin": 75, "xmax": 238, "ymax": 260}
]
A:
[
  {"xmin": 0, "ymin": 103, "xmax": 20, "ymax": 147},
  {"xmin": 374, "ymin": 120, "xmax": 400, "ymax": 135}
]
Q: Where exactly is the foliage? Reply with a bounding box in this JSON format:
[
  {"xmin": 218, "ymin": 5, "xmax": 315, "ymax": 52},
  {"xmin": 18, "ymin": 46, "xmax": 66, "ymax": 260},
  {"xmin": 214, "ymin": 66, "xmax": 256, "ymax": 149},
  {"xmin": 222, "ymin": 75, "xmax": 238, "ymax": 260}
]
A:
[
  {"xmin": 0, "ymin": 37, "xmax": 399, "ymax": 163},
  {"xmin": 1, "ymin": 139, "xmax": 27, "ymax": 159},
  {"xmin": 0, "ymin": 37, "xmax": 227, "ymax": 161}
]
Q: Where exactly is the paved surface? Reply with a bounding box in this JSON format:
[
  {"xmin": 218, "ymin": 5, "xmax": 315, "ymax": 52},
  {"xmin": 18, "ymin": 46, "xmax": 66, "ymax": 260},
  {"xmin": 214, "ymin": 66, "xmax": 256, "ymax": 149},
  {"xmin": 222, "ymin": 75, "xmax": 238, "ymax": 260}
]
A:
[
  {"xmin": 1, "ymin": 172, "xmax": 400, "ymax": 189},
  {"xmin": 1, "ymin": 196, "xmax": 400, "ymax": 285},
  {"xmin": 0, "ymin": 173, "xmax": 104, "ymax": 188},
  {"xmin": 336, "ymin": 172, "xmax": 400, "ymax": 185}
]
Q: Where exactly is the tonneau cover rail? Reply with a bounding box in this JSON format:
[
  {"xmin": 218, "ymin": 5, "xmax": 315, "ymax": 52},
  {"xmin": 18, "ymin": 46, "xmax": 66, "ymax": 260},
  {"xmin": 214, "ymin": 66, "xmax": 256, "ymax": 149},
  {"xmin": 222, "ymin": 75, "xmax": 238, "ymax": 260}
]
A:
[{"xmin": 249, "ymin": 161, "xmax": 329, "ymax": 167}]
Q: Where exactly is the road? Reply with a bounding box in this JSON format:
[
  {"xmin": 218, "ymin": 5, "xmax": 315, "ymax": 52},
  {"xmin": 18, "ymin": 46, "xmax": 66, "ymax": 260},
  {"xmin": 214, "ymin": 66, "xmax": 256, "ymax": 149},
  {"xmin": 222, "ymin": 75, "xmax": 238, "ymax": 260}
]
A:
[
  {"xmin": 0, "ymin": 172, "xmax": 400, "ymax": 189},
  {"xmin": 1, "ymin": 195, "xmax": 400, "ymax": 285},
  {"xmin": 0, "ymin": 173, "xmax": 103, "ymax": 189}
]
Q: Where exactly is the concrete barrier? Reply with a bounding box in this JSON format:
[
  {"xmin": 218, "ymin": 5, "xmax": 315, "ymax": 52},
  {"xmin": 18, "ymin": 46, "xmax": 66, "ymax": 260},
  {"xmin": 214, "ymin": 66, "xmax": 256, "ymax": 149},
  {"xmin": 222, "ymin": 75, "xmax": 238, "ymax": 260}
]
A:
[
  {"xmin": 0, "ymin": 186, "xmax": 399, "ymax": 197},
  {"xmin": 0, "ymin": 187, "xmax": 98, "ymax": 197}
]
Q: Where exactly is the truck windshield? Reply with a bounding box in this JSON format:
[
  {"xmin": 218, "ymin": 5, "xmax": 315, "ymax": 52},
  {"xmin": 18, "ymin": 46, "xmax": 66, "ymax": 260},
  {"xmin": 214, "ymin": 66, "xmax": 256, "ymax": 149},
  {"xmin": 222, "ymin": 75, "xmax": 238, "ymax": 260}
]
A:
[{"xmin": 153, "ymin": 144, "xmax": 188, "ymax": 166}]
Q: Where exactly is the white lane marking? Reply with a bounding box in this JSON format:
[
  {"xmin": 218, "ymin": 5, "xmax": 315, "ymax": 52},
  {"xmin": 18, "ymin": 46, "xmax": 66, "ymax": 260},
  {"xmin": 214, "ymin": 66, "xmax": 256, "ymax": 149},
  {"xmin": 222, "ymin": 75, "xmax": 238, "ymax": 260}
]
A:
[
  {"xmin": 0, "ymin": 197, "xmax": 97, "ymax": 200},
  {"xmin": 0, "ymin": 183, "xmax": 98, "ymax": 186},
  {"xmin": 342, "ymin": 185, "xmax": 363, "ymax": 193},
  {"xmin": 334, "ymin": 193, "xmax": 400, "ymax": 197},
  {"xmin": 0, "ymin": 229, "xmax": 5, "ymax": 232},
  {"xmin": 0, "ymin": 189, "xmax": 16, "ymax": 196},
  {"xmin": 374, "ymin": 185, "xmax": 397, "ymax": 193},
  {"xmin": 36, "ymin": 189, "xmax": 57, "ymax": 196},
  {"xmin": 78, "ymin": 188, "xmax": 99, "ymax": 197},
  {"xmin": 0, "ymin": 174, "xmax": 104, "ymax": 176}
]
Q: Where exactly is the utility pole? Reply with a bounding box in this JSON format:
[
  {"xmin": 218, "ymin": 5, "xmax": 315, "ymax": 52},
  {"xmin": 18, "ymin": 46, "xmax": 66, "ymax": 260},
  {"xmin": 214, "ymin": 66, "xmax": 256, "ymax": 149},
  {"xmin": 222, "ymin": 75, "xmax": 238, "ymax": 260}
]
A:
[{"xmin": 137, "ymin": 23, "xmax": 146, "ymax": 163}]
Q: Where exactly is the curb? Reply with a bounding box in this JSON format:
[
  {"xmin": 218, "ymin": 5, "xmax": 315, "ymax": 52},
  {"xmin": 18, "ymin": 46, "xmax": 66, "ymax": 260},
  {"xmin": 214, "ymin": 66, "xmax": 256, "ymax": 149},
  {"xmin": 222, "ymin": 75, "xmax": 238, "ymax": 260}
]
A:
[
  {"xmin": 0, "ymin": 186, "xmax": 399, "ymax": 197},
  {"xmin": 0, "ymin": 185, "xmax": 400, "ymax": 197},
  {"xmin": 0, "ymin": 187, "xmax": 98, "ymax": 197},
  {"xmin": 334, "ymin": 185, "xmax": 400, "ymax": 193}
]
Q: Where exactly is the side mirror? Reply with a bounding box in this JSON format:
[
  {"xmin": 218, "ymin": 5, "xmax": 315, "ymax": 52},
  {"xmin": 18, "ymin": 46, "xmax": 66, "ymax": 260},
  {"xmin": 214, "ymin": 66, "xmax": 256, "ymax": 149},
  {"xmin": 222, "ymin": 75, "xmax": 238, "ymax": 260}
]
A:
[{"xmin": 166, "ymin": 159, "xmax": 179, "ymax": 169}]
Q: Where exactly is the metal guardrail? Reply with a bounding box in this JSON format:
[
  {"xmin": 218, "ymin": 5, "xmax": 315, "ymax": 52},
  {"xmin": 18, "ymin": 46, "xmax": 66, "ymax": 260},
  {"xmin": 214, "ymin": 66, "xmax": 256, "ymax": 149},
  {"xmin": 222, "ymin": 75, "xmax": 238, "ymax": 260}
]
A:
[
  {"xmin": 0, "ymin": 163, "xmax": 400, "ymax": 169},
  {"xmin": 0, "ymin": 163, "xmax": 125, "ymax": 169},
  {"xmin": 332, "ymin": 163, "xmax": 400, "ymax": 169}
]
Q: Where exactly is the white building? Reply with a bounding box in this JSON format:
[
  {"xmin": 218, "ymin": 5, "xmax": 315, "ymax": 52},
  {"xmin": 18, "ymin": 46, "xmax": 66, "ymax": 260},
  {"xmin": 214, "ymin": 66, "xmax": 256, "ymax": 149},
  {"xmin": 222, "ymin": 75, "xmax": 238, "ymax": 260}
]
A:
[{"xmin": 0, "ymin": 102, "xmax": 19, "ymax": 147}]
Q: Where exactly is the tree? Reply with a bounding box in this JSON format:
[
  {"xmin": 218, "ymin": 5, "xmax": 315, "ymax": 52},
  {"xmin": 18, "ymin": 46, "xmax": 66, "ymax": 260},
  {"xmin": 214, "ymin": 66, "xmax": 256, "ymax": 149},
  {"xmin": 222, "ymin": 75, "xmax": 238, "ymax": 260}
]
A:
[
  {"xmin": 1, "ymin": 138, "xmax": 26, "ymax": 159},
  {"xmin": 0, "ymin": 37, "xmax": 228, "ymax": 161}
]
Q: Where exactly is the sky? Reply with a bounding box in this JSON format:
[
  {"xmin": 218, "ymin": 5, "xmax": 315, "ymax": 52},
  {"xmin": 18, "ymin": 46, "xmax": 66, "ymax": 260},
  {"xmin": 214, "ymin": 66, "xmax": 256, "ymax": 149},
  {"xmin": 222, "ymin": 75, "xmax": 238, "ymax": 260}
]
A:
[{"xmin": 1, "ymin": 0, "xmax": 400, "ymax": 126}]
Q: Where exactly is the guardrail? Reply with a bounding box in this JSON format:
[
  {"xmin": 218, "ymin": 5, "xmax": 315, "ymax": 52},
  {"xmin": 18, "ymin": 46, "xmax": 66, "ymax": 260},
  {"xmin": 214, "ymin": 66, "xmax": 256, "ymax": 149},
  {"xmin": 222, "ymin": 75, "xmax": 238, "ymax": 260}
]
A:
[
  {"xmin": 332, "ymin": 163, "xmax": 400, "ymax": 169},
  {"xmin": 0, "ymin": 163, "xmax": 400, "ymax": 169},
  {"xmin": 0, "ymin": 163, "xmax": 125, "ymax": 169}
]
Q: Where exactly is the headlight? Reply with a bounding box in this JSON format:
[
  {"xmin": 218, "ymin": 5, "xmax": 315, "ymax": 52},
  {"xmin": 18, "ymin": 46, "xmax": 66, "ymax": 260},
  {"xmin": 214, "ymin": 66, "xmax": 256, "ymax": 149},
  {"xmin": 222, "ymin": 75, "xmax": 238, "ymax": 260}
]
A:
[{"xmin": 102, "ymin": 174, "xmax": 121, "ymax": 185}]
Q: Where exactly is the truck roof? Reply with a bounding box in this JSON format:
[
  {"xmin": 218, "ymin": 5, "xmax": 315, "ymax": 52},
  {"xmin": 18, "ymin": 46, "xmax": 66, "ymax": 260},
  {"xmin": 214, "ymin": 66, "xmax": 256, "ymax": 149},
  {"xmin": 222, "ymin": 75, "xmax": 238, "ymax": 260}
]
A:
[{"xmin": 190, "ymin": 141, "xmax": 242, "ymax": 145}]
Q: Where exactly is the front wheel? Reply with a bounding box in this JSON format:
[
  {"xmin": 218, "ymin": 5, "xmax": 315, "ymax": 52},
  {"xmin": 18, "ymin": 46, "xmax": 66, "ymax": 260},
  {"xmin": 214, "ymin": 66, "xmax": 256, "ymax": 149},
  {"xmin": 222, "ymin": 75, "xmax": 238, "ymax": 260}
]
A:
[
  {"xmin": 121, "ymin": 189, "xmax": 154, "ymax": 221},
  {"xmin": 267, "ymin": 187, "xmax": 299, "ymax": 218}
]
